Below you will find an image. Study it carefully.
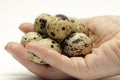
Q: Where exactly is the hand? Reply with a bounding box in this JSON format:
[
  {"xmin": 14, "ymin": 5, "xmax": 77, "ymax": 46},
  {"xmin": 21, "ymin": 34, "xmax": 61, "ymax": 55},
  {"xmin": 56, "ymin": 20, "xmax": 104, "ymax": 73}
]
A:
[
  {"xmin": 5, "ymin": 23, "xmax": 75, "ymax": 80},
  {"xmin": 5, "ymin": 15, "xmax": 120, "ymax": 80}
]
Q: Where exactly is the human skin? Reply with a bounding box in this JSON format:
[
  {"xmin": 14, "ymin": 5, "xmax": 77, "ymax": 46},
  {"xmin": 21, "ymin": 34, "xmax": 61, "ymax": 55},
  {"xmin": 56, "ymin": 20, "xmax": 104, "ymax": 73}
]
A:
[{"xmin": 5, "ymin": 15, "xmax": 120, "ymax": 80}]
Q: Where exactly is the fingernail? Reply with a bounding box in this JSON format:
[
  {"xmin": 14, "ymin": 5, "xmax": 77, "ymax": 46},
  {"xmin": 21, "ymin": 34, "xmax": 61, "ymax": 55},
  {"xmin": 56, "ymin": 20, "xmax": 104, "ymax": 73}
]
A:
[
  {"xmin": 4, "ymin": 43, "xmax": 9, "ymax": 51},
  {"xmin": 4, "ymin": 43, "xmax": 13, "ymax": 54},
  {"xmin": 4, "ymin": 46, "xmax": 12, "ymax": 53}
]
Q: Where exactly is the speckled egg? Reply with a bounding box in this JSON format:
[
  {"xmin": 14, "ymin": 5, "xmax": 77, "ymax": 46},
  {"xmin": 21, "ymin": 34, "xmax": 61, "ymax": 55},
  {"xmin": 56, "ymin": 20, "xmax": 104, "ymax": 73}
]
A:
[
  {"xmin": 21, "ymin": 32, "xmax": 43, "ymax": 46},
  {"xmin": 46, "ymin": 17, "xmax": 72, "ymax": 40},
  {"xmin": 62, "ymin": 32, "xmax": 92, "ymax": 57},
  {"xmin": 34, "ymin": 13, "xmax": 52, "ymax": 37},
  {"xmin": 29, "ymin": 52, "xmax": 47, "ymax": 64},
  {"xmin": 38, "ymin": 38, "xmax": 62, "ymax": 53},
  {"xmin": 29, "ymin": 38, "xmax": 62, "ymax": 64},
  {"xmin": 69, "ymin": 17, "xmax": 89, "ymax": 35}
]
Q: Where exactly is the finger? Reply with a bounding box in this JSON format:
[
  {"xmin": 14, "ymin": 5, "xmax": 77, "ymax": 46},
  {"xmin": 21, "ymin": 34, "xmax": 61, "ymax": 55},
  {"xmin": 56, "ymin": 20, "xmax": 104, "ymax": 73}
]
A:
[
  {"xmin": 25, "ymin": 42, "xmax": 87, "ymax": 79},
  {"xmin": 5, "ymin": 42, "xmax": 73, "ymax": 79},
  {"xmin": 4, "ymin": 42, "xmax": 49, "ymax": 78},
  {"xmin": 5, "ymin": 42, "xmax": 31, "ymax": 65},
  {"xmin": 19, "ymin": 22, "xmax": 34, "ymax": 33},
  {"xmin": 25, "ymin": 42, "xmax": 72, "ymax": 69}
]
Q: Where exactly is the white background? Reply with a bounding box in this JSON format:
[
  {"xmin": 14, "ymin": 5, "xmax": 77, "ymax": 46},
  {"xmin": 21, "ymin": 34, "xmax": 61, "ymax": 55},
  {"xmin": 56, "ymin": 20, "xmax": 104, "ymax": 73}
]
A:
[{"xmin": 0, "ymin": 0, "xmax": 120, "ymax": 80}]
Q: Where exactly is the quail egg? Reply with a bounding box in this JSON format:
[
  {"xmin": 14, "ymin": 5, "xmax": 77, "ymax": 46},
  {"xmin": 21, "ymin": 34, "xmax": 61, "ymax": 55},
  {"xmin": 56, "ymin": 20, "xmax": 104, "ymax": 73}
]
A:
[
  {"xmin": 69, "ymin": 17, "xmax": 89, "ymax": 35},
  {"xmin": 21, "ymin": 32, "xmax": 43, "ymax": 46},
  {"xmin": 46, "ymin": 17, "xmax": 72, "ymax": 40},
  {"xmin": 62, "ymin": 32, "xmax": 92, "ymax": 57},
  {"xmin": 34, "ymin": 13, "xmax": 52, "ymax": 37},
  {"xmin": 29, "ymin": 52, "xmax": 47, "ymax": 64},
  {"xmin": 38, "ymin": 38, "xmax": 62, "ymax": 53}
]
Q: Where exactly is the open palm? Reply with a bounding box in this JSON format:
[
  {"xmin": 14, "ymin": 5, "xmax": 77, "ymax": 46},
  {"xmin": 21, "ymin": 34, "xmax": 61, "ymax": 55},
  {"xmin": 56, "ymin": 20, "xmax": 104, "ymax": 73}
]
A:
[{"xmin": 5, "ymin": 15, "xmax": 120, "ymax": 80}]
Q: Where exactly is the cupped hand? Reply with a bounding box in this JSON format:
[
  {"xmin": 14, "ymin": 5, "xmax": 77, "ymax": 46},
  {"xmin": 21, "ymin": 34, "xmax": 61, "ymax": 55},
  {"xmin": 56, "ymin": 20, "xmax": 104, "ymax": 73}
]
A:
[
  {"xmin": 5, "ymin": 15, "xmax": 120, "ymax": 80},
  {"xmin": 5, "ymin": 23, "xmax": 75, "ymax": 80}
]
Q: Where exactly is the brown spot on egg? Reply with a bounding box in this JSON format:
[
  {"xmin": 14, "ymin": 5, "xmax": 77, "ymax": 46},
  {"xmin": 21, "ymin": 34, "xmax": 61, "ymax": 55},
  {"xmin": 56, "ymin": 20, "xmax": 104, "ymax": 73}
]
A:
[
  {"xmin": 62, "ymin": 27, "xmax": 65, "ymax": 30},
  {"xmin": 39, "ymin": 19, "xmax": 46, "ymax": 24},
  {"xmin": 82, "ymin": 24, "xmax": 85, "ymax": 28},
  {"xmin": 51, "ymin": 45, "xmax": 54, "ymax": 48},
  {"xmin": 40, "ymin": 25, "xmax": 45, "ymax": 29},
  {"xmin": 39, "ymin": 19, "xmax": 47, "ymax": 29},
  {"xmin": 72, "ymin": 39, "xmax": 81, "ymax": 44},
  {"xmin": 50, "ymin": 32, "xmax": 55, "ymax": 37},
  {"xmin": 56, "ymin": 14, "xmax": 69, "ymax": 21},
  {"xmin": 24, "ymin": 37, "xmax": 27, "ymax": 40},
  {"xmin": 52, "ymin": 41, "xmax": 55, "ymax": 44},
  {"xmin": 40, "ymin": 60, "xmax": 45, "ymax": 63},
  {"xmin": 85, "ymin": 44, "xmax": 89, "ymax": 47},
  {"xmin": 36, "ymin": 21, "xmax": 38, "ymax": 24},
  {"xmin": 70, "ymin": 19, "xmax": 75, "ymax": 23},
  {"xmin": 32, "ymin": 53, "xmax": 37, "ymax": 57},
  {"xmin": 33, "ymin": 37, "xmax": 36, "ymax": 40},
  {"xmin": 68, "ymin": 33, "xmax": 76, "ymax": 38}
]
